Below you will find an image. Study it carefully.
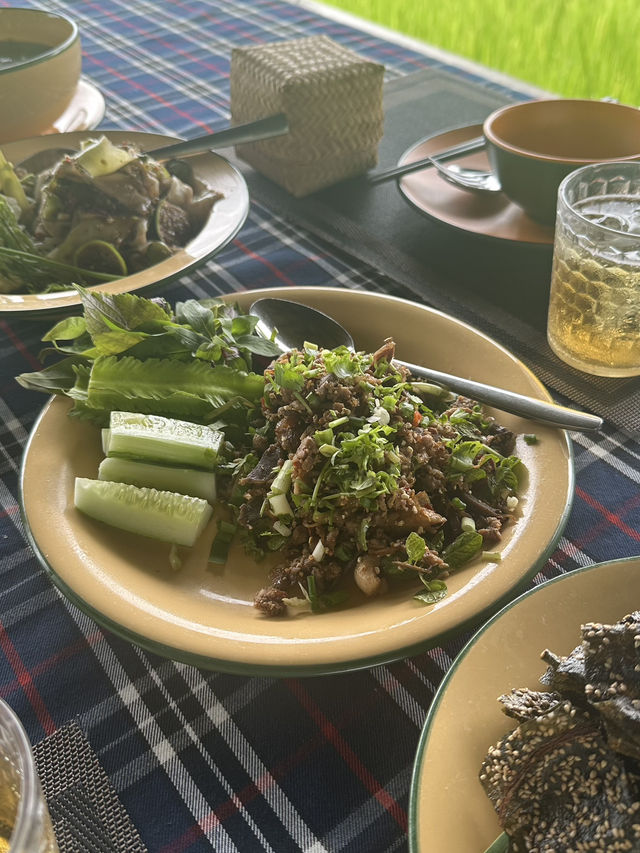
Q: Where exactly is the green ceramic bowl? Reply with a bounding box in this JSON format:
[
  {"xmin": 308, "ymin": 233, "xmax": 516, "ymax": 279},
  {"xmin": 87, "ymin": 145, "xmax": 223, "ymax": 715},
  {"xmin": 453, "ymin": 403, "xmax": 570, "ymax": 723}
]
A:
[{"xmin": 483, "ymin": 99, "xmax": 640, "ymax": 224}]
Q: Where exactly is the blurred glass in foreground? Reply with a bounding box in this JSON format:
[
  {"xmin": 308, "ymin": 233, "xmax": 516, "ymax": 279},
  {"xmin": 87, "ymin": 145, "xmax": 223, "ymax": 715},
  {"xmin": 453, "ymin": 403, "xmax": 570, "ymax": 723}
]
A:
[{"xmin": 0, "ymin": 699, "xmax": 57, "ymax": 852}]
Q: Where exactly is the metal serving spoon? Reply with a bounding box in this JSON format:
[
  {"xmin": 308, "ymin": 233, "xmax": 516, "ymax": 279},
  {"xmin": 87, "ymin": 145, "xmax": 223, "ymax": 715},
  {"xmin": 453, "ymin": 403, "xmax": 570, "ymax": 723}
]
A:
[
  {"xmin": 17, "ymin": 112, "xmax": 289, "ymax": 174},
  {"xmin": 250, "ymin": 297, "xmax": 603, "ymax": 432}
]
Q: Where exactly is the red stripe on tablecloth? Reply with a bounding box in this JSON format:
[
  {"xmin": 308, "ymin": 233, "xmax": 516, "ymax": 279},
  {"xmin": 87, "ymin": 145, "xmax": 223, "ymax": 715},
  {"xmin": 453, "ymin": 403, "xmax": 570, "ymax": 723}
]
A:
[
  {"xmin": 156, "ymin": 713, "xmax": 354, "ymax": 853},
  {"xmin": 169, "ymin": 0, "xmax": 263, "ymax": 44},
  {"xmin": 0, "ymin": 631, "xmax": 103, "ymax": 700},
  {"xmin": 83, "ymin": 54, "xmax": 215, "ymax": 133},
  {"xmin": 286, "ymin": 679, "xmax": 408, "ymax": 831},
  {"xmin": 83, "ymin": 0, "xmax": 229, "ymax": 79},
  {"xmin": 576, "ymin": 486, "xmax": 640, "ymax": 542},
  {"xmin": 0, "ymin": 320, "xmax": 41, "ymax": 371},
  {"xmin": 233, "ymin": 238, "xmax": 298, "ymax": 286},
  {"xmin": 0, "ymin": 622, "xmax": 56, "ymax": 736}
]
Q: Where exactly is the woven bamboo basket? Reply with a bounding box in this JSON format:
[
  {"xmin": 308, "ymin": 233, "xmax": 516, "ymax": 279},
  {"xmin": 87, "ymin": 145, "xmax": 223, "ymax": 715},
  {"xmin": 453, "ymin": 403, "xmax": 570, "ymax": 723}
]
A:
[{"xmin": 230, "ymin": 35, "xmax": 385, "ymax": 196}]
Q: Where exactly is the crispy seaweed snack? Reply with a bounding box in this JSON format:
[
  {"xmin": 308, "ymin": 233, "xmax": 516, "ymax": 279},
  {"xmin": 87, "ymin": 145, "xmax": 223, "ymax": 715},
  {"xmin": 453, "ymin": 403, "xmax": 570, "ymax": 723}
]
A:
[
  {"xmin": 542, "ymin": 612, "xmax": 640, "ymax": 763},
  {"xmin": 480, "ymin": 611, "xmax": 640, "ymax": 852}
]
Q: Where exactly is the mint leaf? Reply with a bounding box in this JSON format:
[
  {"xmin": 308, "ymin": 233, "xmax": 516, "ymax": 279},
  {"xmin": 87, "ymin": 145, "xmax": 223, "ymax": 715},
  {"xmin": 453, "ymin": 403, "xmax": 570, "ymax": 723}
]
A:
[
  {"xmin": 80, "ymin": 286, "xmax": 172, "ymax": 334},
  {"xmin": 406, "ymin": 531, "xmax": 427, "ymax": 564},
  {"xmin": 414, "ymin": 578, "xmax": 448, "ymax": 605},
  {"xmin": 174, "ymin": 299, "xmax": 217, "ymax": 337},
  {"xmin": 234, "ymin": 335, "xmax": 281, "ymax": 356},
  {"xmin": 442, "ymin": 529, "xmax": 483, "ymax": 570}
]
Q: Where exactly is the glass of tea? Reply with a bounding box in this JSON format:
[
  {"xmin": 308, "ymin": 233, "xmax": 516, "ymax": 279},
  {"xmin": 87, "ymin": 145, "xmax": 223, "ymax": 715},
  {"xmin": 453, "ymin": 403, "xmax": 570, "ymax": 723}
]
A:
[
  {"xmin": 0, "ymin": 700, "xmax": 58, "ymax": 852},
  {"xmin": 547, "ymin": 161, "xmax": 640, "ymax": 376}
]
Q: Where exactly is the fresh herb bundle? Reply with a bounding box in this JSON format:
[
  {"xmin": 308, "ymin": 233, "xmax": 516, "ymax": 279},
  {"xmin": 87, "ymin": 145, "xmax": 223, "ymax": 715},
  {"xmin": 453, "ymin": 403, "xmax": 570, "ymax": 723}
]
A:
[{"xmin": 16, "ymin": 286, "xmax": 280, "ymax": 427}]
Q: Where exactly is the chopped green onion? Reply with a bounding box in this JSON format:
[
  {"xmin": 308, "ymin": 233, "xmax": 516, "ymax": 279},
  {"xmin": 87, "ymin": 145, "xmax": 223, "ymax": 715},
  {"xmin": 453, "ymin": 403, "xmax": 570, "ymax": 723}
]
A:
[
  {"xmin": 327, "ymin": 415, "xmax": 349, "ymax": 429},
  {"xmin": 314, "ymin": 427, "xmax": 333, "ymax": 446},
  {"xmin": 319, "ymin": 443, "xmax": 337, "ymax": 457},
  {"xmin": 311, "ymin": 539, "xmax": 325, "ymax": 562},
  {"xmin": 270, "ymin": 459, "xmax": 293, "ymax": 495},
  {"xmin": 269, "ymin": 493, "xmax": 293, "ymax": 517},
  {"xmin": 482, "ymin": 551, "xmax": 502, "ymax": 562},
  {"xmin": 209, "ymin": 521, "xmax": 237, "ymax": 565}
]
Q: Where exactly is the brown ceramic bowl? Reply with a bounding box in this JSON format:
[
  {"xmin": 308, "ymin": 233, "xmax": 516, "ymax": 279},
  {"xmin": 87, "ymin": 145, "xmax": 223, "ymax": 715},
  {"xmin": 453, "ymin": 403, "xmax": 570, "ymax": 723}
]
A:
[
  {"xmin": 0, "ymin": 8, "xmax": 81, "ymax": 144},
  {"xmin": 483, "ymin": 99, "xmax": 640, "ymax": 224}
]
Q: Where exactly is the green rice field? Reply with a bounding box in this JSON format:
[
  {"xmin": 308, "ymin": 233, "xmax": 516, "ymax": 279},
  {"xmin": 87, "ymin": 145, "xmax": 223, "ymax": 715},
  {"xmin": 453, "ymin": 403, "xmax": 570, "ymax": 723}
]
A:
[{"xmin": 325, "ymin": 0, "xmax": 640, "ymax": 105}]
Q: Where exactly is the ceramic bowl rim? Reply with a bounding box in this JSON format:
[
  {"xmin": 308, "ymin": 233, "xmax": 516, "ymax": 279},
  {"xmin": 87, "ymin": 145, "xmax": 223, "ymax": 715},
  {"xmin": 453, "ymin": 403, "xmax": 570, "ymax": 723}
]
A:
[
  {"xmin": 483, "ymin": 98, "xmax": 640, "ymax": 164},
  {"xmin": 0, "ymin": 8, "xmax": 79, "ymax": 76}
]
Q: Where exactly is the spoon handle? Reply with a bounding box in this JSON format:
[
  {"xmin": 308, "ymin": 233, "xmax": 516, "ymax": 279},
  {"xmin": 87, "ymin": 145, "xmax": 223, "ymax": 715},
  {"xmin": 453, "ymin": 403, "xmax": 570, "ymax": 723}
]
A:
[
  {"xmin": 398, "ymin": 359, "xmax": 603, "ymax": 432},
  {"xmin": 147, "ymin": 113, "xmax": 289, "ymax": 161},
  {"xmin": 367, "ymin": 135, "xmax": 485, "ymax": 185}
]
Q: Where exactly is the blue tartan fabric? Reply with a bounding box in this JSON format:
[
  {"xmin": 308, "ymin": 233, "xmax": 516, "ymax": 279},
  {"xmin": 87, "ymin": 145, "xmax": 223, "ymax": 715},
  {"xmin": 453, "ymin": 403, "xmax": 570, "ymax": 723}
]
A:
[{"xmin": 0, "ymin": 1, "xmax": 639, "ymax": 851}]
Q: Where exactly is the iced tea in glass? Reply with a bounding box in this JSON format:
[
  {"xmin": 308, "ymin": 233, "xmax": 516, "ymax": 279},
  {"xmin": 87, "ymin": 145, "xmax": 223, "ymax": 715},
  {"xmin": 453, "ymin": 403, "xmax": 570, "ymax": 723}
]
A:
[{"xmin": 547, "ymin": 161, "xmax": 640, "ymax": 376}]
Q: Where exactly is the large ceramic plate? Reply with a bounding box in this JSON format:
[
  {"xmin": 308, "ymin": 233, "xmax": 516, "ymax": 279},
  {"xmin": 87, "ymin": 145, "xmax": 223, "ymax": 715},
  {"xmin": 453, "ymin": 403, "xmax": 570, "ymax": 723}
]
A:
[
  {"xmin": 409, "ymin": 557, "xmax": 640, "ymax": 852},
  {"xmin": 20, "ymin": 287, "xmax": 573, "ymax": 676},
  {"xmin": 0, "ymin": 130, "xmax": 249, "ymax": 314}
]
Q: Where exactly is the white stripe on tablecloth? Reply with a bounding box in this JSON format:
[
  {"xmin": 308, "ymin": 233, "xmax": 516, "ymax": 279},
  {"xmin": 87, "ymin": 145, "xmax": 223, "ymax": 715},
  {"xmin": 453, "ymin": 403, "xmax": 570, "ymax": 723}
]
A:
[
  {"xmin": 130, "ymin": 649, "xmax": 283, "ymax": 852},
  {"xmin": 314, "ymin": 764, "xmax": 411, "ymax": 853},
  {"xmin": 0, "ymin": 401, "xmax": 31, "ymax": 475},
  {"xmin": 370, "ymin": 666, "xmax": 426, "ymax": 730},
  {"xmin": 572, "ymin": 429, "xmax": 640, "ymax": 483},
  {"xmin": 405, "ymin": 659, "xmax": 441, "ymax": 696},
  {"xmin": 0, "ymin": 583, "xmax": 60, "ymax": 624},
  {"xmin": 177, "ymin": 662, "xmax": 328, "ymax": 853},
  {"xmin": 45, "ymin": 0, "xmax": 231, "ymax": 122},
  {"xmin": 548, "ymin": 537, "xmax": 598, "ymax": 571},
  {"xmin": 65, "ymin": 608, "xmax": 242, "ymax": 853}
]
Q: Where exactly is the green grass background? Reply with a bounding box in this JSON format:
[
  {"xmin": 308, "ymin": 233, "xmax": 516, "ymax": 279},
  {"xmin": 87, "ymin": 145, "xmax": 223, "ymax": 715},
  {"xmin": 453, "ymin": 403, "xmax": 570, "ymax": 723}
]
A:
[{"xmin": 325, "ymin": 0, "xmax": 640, "ymax": 105}]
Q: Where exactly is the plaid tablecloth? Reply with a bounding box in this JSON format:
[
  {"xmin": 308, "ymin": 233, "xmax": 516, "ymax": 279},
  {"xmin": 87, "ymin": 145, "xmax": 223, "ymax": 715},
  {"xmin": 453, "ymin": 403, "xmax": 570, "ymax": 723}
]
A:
[{"xmin": 1, "ymin": 1, "xmax": 639, "ymax": 851}]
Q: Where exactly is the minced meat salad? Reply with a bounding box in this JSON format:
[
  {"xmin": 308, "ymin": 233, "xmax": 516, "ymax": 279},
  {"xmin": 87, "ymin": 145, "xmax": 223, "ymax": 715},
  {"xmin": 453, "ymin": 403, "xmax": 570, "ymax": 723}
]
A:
[{"xmin": 221, "ymin": 338, "xmax": 524, "ymax": 617}]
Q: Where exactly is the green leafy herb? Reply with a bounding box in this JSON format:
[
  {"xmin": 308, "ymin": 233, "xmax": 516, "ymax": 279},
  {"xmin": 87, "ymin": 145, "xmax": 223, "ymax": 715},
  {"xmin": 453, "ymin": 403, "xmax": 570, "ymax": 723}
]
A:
[
  {"xmin": 273, "ymin": 360, "xmax": 307, "ymax": 391},
  {"xmin": 16, "ymin": 289, "xmax": 274, "ymax": 430},
  {"xmin": 414, "ymin": 578, "xmax": 448, "ymax": 605},
  {"xmin": 0, "ymin": 199, "xmax": 119, "ymax": 292},
  {"xmin": 405, "ymin": 531, "xmax": 427, "ymax": 564},
  {"xmin": 442, "ymin": 529, "xmax": 484, "ymax": 570},
  {"xmin": 323, "ymin": 346, "xmax": 362, "ymax": 379}
]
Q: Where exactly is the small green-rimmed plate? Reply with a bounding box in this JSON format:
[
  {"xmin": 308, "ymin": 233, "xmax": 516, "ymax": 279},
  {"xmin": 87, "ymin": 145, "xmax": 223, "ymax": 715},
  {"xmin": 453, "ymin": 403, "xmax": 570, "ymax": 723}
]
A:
[
  {"xmin": 409, "ymin": 556, "xmax": 640, "ymax": 852},
  {"xmin": 0, "ymin": 130, "xmax": 249, "ymax": 315},
  {"xmin": 20, "ymin": 286, "xmax": 573, "ymax": 676}
]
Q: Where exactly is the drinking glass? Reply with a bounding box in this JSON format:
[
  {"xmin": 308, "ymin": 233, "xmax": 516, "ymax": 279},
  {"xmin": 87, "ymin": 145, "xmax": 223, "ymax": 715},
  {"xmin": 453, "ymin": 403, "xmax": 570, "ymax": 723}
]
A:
[
  {"xmin": 0, "ymin": 700, "xmax": 58, "ymax": 852},
  {"xmin": 547, "ymin": 161, "xmax": 640, "ymax": 376}
]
